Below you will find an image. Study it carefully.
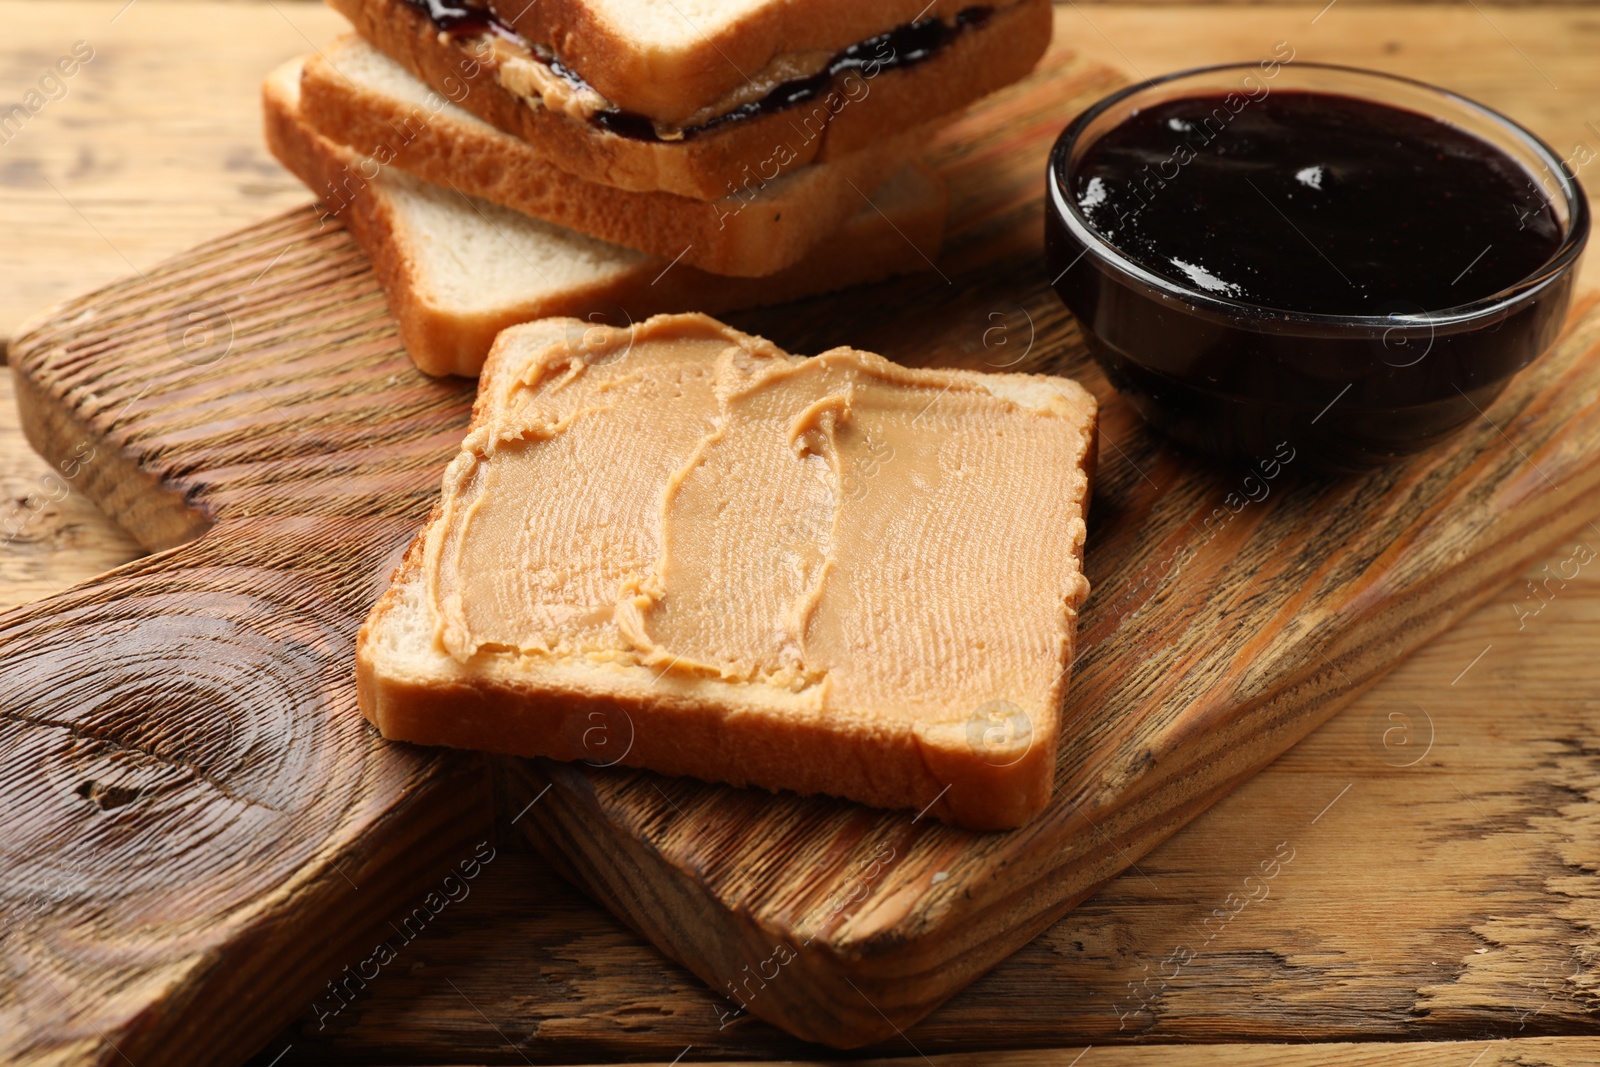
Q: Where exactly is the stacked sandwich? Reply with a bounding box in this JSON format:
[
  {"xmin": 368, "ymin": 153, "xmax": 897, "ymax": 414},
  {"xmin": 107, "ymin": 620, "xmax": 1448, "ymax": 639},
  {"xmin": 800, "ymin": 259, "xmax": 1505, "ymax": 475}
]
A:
[{"xmin": 264, "ymin": 0, "xmax": 1054, "ymax": 375}]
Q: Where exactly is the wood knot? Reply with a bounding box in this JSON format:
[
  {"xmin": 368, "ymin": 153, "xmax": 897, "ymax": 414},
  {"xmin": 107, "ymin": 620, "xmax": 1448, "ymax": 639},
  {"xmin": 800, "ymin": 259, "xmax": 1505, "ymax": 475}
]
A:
[{"xmin": 75, "ymin": 779, "xmax": 142, "ymax": 812}]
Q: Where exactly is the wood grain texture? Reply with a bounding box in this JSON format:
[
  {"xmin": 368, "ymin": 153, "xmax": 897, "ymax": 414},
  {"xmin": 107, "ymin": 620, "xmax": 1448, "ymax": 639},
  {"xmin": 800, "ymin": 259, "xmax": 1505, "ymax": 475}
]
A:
[
  {"xmin": 0, "ymin": 515, "xmax": 494, "ymax": 1067},
  {"xmin": 289, "ymin": 1039, "xmax": 1600, "ymax": 1067},
  {"xmin": 0, "ymin": 0, "xmax": 349, "ymax": 341},
  {"xmin": 12, "ymin": 30, "xmax": 1600, "ymax": 1065},
  {"xmin": 1, "ymin": 206, "xmax": 500, "ymax": 1065},
  {"xmin": 256, "ymin": 650, "xmax": 1600, "ymax": 1063},
  {"xmin": 0, "ymin": 371, "xmax": 143, "ymax": 611},
  {"xmin": 906, "ymin": 1046, "xmax": 1600, "ymax": 1067},
  {"xmin": 3, "ymin": 8, "xmax": 1600, "ymax": 1067},
  {"xmin": 4, "ymin": 44, "xmax": 1124, "ymax": 1054},
  {"xmin": 9, "ymin": 204, "xmax": 474, "ymax": 551},
  {"xmin": 495, "ymin": 39, "xmax": 1600, "ymax": 1048},
  {"xmin": 500, "ymin": 289, "xmax": 1600, "ymax": 1049}
]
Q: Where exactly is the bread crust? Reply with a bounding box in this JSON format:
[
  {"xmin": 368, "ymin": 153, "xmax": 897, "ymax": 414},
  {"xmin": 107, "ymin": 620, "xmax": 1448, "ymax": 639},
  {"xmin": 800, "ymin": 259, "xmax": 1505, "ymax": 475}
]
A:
[
  {"xmin": 328, "ymin": 0, "xmax": 1050, "ymax": 199},
  {"xmin": 297, "ymin": 38, "xmax": 932, "ymax": 277},
  {"xmin": 263, "ymin": 64, "xmax": 450, "ymax": 370},
  {"xmin": 502, "ymin": 0, "xmax": 1031, "ymax": 125},
  {"xmin": 819, "ymin": 0, "xmax": 1053, "ymax": 159},
  {"xmin": 262, "ymin": 57, "xmax": 948, "ymax": 377},
  {"xmin": 266, "ymin": 60, "xmax": 630, "ymax": 375},
  {"xmin": 354, "ymin": 318, "xmax": 1098, "ymax": 830}
]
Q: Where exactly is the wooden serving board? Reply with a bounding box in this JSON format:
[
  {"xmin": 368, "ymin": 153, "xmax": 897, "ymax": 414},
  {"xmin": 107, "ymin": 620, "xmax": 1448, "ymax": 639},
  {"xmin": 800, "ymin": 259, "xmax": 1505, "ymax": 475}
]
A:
[{"xmin": 6, "ymin": 39, "xmax": 1600, "ymax": 1062}]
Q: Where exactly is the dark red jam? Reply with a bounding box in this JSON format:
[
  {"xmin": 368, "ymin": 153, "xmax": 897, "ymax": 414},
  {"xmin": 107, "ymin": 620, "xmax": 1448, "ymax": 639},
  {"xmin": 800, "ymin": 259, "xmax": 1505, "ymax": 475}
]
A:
[
  {"xmin": 597, "ymin": 7, "xmax": 993, "ymax": 142},
  {"xmin": 401, "ymin": 0, "xmax": 507, "ymax": 35},
  {"xmin": 400, "ymin": 0, "xmax": 992, "ymax": 142},
  {"xmin": 1046, "ymin": 83, "xmax": 1584, "ymax": 470},
  {"xmin": 1070, "ymin": 91, "xmax": 1563, "ymax": 315}
]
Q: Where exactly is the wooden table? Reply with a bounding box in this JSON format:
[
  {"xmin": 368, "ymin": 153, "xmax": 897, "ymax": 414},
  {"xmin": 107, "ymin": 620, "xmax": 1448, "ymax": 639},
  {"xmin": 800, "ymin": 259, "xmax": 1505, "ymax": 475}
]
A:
[{"xmin": 4, "ymin": 3, "xmax": 1600, "ymax": 1064}]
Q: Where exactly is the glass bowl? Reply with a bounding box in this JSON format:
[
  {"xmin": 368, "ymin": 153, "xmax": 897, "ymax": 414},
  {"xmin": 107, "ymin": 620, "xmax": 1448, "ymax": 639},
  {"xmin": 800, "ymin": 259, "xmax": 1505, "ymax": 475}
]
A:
[{"xmin": 1045, "ymin": 62, "xmax": 1589, "ymax": 470}]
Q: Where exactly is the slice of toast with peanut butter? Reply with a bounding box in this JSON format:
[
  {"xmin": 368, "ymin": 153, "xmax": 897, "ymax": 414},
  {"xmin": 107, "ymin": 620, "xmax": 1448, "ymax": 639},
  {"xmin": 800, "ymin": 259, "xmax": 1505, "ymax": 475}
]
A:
[{"xmin": 356, "ymin": 312, "xmax": 1097, "ymax": 829}]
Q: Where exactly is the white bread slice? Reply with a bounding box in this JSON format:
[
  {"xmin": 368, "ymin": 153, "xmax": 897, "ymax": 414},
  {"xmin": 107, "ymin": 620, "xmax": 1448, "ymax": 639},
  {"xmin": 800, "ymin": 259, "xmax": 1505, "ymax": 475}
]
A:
[
  {"xmin": 327, "ymin": 0, "xmax": 1052, "ymax": 199},
  {"xmin": 500, "ymin": 0, "xmax": 1036, "ymax": 125},
  {"xmin": 262, "ymin": 58, "xmax": 948, "ymax": 378},
  {"xmin": 297, "ymin": 35, "xmax": 935, "ymax": 277},
  {"xmin": 355, "ymin": 313, "xmax": 1099, "ymax": 831}
]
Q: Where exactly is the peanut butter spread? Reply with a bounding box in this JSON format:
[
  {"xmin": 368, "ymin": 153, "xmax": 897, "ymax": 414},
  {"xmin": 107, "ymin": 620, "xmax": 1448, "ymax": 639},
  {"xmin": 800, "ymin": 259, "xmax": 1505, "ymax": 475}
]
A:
[
  {"xmin": 422, "ymin": 314, "xmax": 1093, "ymax": 730},
  {"xmin": 490, "ymin": 39, "xmax": 836, "ymax": 130},
  {"xmin": 488, "ymin": 39, "xmax": 610, "ymax": 124}
]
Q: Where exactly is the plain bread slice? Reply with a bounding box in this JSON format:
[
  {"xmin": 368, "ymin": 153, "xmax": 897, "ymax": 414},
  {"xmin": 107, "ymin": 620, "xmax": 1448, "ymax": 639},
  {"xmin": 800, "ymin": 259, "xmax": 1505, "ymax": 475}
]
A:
[{"xmin": 263, "ymin": 57, "xmax": 948, "ymax": 377}]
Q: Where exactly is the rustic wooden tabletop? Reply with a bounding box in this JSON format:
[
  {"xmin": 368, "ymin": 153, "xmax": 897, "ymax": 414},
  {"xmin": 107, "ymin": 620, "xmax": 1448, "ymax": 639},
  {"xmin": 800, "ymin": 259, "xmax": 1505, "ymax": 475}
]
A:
[{"xmin": 4, "ymin": 2, "xmax": 1600, "ymax": 1065}]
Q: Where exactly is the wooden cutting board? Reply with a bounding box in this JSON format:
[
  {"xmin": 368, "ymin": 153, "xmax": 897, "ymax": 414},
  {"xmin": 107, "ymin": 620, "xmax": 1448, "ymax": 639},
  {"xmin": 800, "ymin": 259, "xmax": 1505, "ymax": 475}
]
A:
[{"xmin": 7, "ymin": 39, "xmax": 1600, "ymax": 1062}]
